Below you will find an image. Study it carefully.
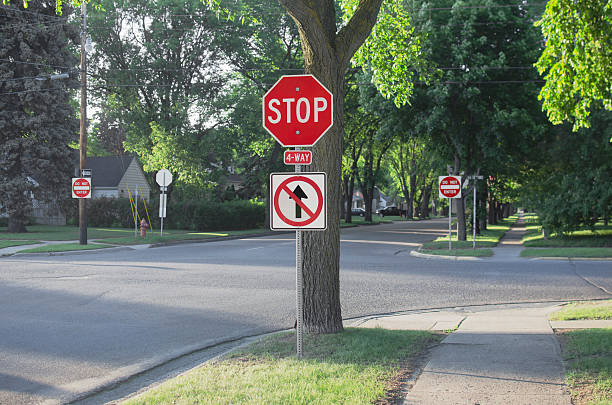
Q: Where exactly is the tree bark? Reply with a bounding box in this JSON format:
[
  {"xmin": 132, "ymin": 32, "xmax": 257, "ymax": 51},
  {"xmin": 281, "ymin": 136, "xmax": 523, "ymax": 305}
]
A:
[
  {"xmin": 280, "ymin": 0, "xmax": 383, "ymax": 334},
  {"xmin": 8, "ymin": 216, "xmax": 27, "ymax": 233},
  {"xmin": 418, "ymin": 181, "xmax": 433, "ymax": 219}
]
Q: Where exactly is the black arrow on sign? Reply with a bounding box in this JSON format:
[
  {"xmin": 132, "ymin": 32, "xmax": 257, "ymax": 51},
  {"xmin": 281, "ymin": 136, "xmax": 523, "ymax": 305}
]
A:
[{"xmin": 290, "ymin": 185, "xmax": 308, "ymax": 218}]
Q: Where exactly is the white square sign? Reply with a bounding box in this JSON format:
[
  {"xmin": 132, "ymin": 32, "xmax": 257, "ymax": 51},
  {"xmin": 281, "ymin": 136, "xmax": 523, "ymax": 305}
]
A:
[{"xmin": 270, "ymin": 172, "xmax": 326, "ymax": 230}]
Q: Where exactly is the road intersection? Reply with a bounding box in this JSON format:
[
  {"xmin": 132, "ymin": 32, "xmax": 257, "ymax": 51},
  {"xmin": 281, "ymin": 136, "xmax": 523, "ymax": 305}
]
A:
[{"xmin": 1, "ymin": 218, "xmax": 610, "ymax": 404}]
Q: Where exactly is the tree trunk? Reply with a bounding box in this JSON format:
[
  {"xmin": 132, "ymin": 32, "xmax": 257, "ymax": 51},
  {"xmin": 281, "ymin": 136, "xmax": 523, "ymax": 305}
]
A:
[
  {"xmin": 488, "ymin": 197, "xmax": 497, "ymax": 225},
  {"xmin": 419, "ymin": 181, "xmax": 432, "ymax": 219},
  {"xmin": 8, "ymin": 216, "xmax": 27, "ymax": 233},
  {"xmin": 281, "ymin": 0, "xmax": 383, "ymax": 334},
  {"xmin": 456, "ymin": 196, "xmax": 467, "ymax": 240},
  {"xmin": 342, "ymin": 175, "xmax": 350, "ymax": 223}
]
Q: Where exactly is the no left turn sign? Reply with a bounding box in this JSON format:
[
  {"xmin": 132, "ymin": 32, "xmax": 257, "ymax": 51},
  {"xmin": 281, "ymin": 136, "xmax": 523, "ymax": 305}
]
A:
[{"xmin": 270, "ymin": 172, "xmax": 326, "ymax": 230}]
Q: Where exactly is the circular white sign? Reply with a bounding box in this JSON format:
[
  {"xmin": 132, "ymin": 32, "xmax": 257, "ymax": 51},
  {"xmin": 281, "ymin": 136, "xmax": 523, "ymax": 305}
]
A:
[{"xmin": 156, "ymin": 169, "xmax": 173, "ymax": 187}]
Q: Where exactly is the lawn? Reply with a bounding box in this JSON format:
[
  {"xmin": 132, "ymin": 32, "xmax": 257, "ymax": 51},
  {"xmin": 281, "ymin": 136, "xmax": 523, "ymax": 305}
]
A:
[
  {"xmin": 422, "ymin": 215, "xmax": 516, "ymax": 250},
  {"xmin": 0, "ymin": 225, "xmax": 270, "ymax": 244},
  {"xmin": 551, "ymin": 301, "xmax": 612, "ymax": 321},
  {"xmin": 553, "ymin": 301, "xmax": 612, "ymax": 405},
  {"xmin": 341, "ymin": 217, "xmax": 392, "ymax": 226},
  {"xmin": 523, "ymin": 223, "xmax": 612, "ymax": 248},
  {"xmin": 0, "ymin": 240, "xmax": 40, "ymax": 249},
  {"xmin": 521, "ymin": 248, "xmax": 612, "ymax": 258},
  {"xmin": 561, "ymin": 329, "xmax": 612, "ymax": 405},
  {"xmin": 123, "ymin": 328, "xmax": 439, "ymax": 405},
  {"xmin": 18, "ymin": 243, "xmax": 115, "ymax": 253},
  {"xmin": 419, "ymin": 248, "xmax": 494, "ymax": 257}
]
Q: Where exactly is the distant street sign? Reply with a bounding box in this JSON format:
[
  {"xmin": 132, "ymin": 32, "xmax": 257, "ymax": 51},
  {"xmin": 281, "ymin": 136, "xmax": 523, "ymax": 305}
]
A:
[
  {"xmin": 284, "ymin": 150, "xmax": 312, "ymax": 165},
  {"xmin": 72, "ymin": 178, "xmax": 91, "ymax": 199},
  {"xmin": 270, "ymin": 172, "xmax": 326, "ymax": 230},
  {"xmin": 439, "ymin": 176, "xmax": 462, "ymax": 199},
  {"xmin": 81, "ymin": 169, "xmax": 92, "ymax": 177},
  {"xmin": 156, "ymin": 169, "xmax": 173, "ymax": 187},
  {"xmin": 262, "ymin": 75, "xmax": 333, "ymax": 147}
]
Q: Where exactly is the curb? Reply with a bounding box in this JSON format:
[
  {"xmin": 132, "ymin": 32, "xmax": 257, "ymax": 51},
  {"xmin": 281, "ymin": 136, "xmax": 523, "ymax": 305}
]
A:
[
  {"xmin": 410, "ymin": 249, "xmax": 482, "ymax": 261},
  {"xmin": 6, "ymin": 245, "xmax": 133, "ymax": 258},
  {"xmin": 529, "ymin": 256, "xmax": 612, "ymax": 262}
]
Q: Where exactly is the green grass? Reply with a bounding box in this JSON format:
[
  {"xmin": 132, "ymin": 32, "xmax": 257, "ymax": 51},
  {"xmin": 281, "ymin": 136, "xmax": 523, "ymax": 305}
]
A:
[
  {"xmin": 18, "ymin": 243, "xmax": 114, "ymax": 253},
  {"xmin": 0, "ymin": 225, "xmax": 270, "ymax": 245},
  {"xmin": 94, "ymin": 229, "xmax": 270, "ymax": 245},
  {"xmin": 560, "ymin": 328, "xmax": 612, "ymax": 405},
  {"xmin": 422, "ymin": 216, "xmax": 516, "ymax": 250},
  {"xmin": 551, "ymin": 301, "xmax": 612, "ymax": 321},
  {"xmin": 0, "ymin": 240, "xmax": 40, "ymax": 249},
  {"xmin": 521, "ymin": 248, "xmax": 612, "ymax": 258},
  {"xmin": 341, "ymin": 217, "xmax": 392, "ymax": 226},
  {"xmin": 123, "ymin": 328, "xmax": 439, "ymax": 405},
  {"xmin": 523, "ymin": 224, "xmax": 612, "ymax": 248},
  {"xmin": 419, "ymin": 248, "xmax": 494, "ymax": 257}
]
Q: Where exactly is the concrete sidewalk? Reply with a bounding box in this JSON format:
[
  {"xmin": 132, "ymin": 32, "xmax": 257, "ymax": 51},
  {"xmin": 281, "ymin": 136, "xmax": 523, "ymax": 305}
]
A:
[{"xmin": 353, "ymin": 303, "xmax": 612, "ymax": 405}]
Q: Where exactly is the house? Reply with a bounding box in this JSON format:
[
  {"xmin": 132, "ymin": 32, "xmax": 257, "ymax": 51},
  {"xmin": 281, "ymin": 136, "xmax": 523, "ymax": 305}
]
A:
[
  {"xmin": 351, "ymin": 187, "xmax": 390, "ymax": 213},
  {"xmin": 86, "ymin": 155, "xmax": 151, "ymax": 201}
]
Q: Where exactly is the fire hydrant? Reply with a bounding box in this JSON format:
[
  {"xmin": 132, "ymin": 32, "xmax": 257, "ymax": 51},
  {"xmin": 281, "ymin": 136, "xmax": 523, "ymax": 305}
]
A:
[{"xmin": 140, "ymin": 218, "xmax": 149, "ymax": 238}]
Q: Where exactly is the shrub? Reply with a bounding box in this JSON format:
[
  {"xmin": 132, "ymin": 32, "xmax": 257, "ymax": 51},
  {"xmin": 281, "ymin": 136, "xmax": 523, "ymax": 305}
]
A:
[{"xmin": 66, "ymin": 197, "xmax": 264, "ymax": 231}]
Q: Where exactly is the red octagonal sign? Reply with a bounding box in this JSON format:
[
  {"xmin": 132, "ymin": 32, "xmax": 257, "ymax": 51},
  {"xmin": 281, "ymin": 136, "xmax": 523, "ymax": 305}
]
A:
[{"xmin": 262, "ymin": 74, "xmax": 333, "ymax": 147}]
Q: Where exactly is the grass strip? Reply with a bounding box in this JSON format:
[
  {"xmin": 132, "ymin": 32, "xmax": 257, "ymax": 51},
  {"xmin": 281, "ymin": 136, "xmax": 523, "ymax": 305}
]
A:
[
  {"xmin": 521, "ymin": 248, "xmax": 612, "ymax": 258},
  {"xmin": 123, "ymin": 328, "xmax": 440, "ymax": 405},
  {"xmin": 420, "ymin": 248, "xmax": 493, "ymax": 257},
  {"xmin": 0, "ymin": 240, "xmax": 40, "ymax": 249},
  {"xmin": 18, "ymin": 243, "xmax": 114, "ymax": 253},
  {"xmin": 423, "ymin": 216, "xmax": 516, "ymax": 250},
  {"xmin": 523, "ymin": 224, "xmax": 612, "ymax": 248},
  {"xmin": 551, "ymin": 301, "xmax": 612, "ymax": 321},
  {"xmin": 94, "ymin": 229, "xmax": 270, "ymax": 245},
  {"xmin": 559, "ymin": 328, "xmax": 612, "ymax": 405}
]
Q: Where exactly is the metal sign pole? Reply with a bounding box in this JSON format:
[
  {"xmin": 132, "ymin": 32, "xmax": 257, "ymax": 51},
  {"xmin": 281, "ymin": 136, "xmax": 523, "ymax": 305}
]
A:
[
  {"xmin": 449, "ymin": 199, "xmax": 452, "ymax": 250},
  {"xmin": 161, "ymin": 172, "xmax": 165, "ymax": 237},
  {"xmin": 295, "ymin": 147, "xmax": 304, "ymax": 359},
  {"xmin": 135, "ymin": 189, "xmax": 138, "ymax": 238},
  {"xmin": 473, "ymin": 182, "xmax": 477, "ymax": 249}
]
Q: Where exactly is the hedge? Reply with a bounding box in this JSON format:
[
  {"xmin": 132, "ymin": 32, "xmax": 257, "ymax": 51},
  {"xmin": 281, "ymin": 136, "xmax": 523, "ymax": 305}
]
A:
[{"xmin": 66, "ymin": 197, "xmax": 265, "ymax": 231}]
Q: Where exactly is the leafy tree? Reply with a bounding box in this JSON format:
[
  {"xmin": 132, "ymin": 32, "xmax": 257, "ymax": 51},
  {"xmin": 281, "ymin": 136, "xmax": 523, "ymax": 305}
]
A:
[
  {"xmin": 87, "ymin": 0, "xmax": 234, "ymax": 196},
  {"xmin": 0, "ymin": 2, "xmax": 79, "ymax": 232},
  {"xmin": 273, "ymin": 0, "xmax": 384, "ymax": 333},
  {"xmin": 535, "ymin": 0, "xmax": 611, "ymax": 132},
  {"xmin": 402, "ymin": 0, "xmax": 545, "ymax": 240},
  {"xmin": 521, "ymin": 110, "xmax": 612, "ymax": 234}
]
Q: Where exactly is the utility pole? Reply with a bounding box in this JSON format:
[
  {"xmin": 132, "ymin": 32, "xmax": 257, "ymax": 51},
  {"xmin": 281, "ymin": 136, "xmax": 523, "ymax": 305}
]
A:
[{"xmin": 79, "ymin": 1, "xmax": 88, "ymax": 245}]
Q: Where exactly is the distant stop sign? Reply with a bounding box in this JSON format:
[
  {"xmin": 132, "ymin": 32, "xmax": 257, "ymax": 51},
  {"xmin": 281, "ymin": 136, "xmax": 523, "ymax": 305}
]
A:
[
  {"xmin": 439, "ymin": 176, "xmax": 462, "ymax": 199},
  {"xmin": 262, "ymin": 74, "xmax": 333, "ymax": 147}
]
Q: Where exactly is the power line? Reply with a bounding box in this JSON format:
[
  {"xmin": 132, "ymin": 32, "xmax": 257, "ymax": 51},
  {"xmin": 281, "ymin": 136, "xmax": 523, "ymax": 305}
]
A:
[
  {"xmin": 0, "ymin": 58, "xmax": 73, "ymax": 70},
  {"xmin": 0, "ymin": 87, "xmax": 73, "ymax": 96}
]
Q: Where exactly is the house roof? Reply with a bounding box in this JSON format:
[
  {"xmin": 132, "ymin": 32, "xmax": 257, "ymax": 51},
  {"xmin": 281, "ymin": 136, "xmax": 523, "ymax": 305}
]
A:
[{"xmin": 86, "ymin": 156, "xmax": 134, "ymax": 187}]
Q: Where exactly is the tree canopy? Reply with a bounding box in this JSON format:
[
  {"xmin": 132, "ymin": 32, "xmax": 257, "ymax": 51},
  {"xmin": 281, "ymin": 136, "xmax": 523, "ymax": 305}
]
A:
[{"xmin": 535, "ymin": 0, "xmax": 612, "ymax": 132}]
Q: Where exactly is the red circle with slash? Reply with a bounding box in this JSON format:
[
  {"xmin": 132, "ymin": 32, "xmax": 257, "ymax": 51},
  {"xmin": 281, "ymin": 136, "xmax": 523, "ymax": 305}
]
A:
[{"xmin": 273, "ymin": 176, "xmax": 323, "ymax": 227}]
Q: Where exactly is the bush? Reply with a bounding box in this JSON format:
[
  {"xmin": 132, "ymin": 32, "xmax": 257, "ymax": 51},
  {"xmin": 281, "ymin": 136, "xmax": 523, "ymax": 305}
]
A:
[{"xmin": 66, "ymin": 197, "xmax": 264, "ymax": 231}]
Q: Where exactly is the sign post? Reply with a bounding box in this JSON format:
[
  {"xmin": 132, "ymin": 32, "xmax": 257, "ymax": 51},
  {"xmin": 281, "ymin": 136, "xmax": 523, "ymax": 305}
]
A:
[
  {"xmin": 264, "ymin": 74, "xmax": 332, "ymax": 359},
  {"xmin": 156, "ymin": 169, "xmax": 173, "ymax": 237},
  {"xmin": 439, "ymin": 176, "xmax": 462, "ymax": 250}
]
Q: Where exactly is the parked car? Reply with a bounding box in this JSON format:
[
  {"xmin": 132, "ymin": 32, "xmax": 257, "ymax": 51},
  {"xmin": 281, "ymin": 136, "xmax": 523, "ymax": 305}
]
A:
[
  {"xmin": 351, "ymin": 207, "xmax": 366, "ymax": 217},
  {"xmin": 377, "ymin": 205, "xmax": 400, "ymax": 216}
]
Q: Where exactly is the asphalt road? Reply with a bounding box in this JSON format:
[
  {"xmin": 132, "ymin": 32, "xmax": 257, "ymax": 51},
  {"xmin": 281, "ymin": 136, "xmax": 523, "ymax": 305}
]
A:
[{"xmin": 1, "ymin": 218, "xmax": 610, "ymax": 404}]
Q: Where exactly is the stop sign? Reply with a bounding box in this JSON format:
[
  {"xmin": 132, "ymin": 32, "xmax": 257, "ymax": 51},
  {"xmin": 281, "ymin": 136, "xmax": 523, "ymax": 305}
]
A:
[
  {"xmin": 439, "ymin": 176, "xmax": 462, "ymax": 199},
  {"xmin": 72, "ymin": 177, "xmax": 91, "ymax": 199},
  {"xmin": 262, "ymin": 74, "xmax": 333, "ymax": 147}
]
